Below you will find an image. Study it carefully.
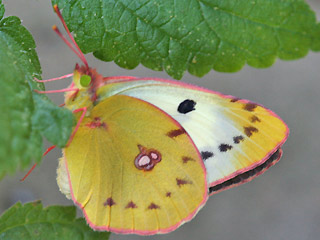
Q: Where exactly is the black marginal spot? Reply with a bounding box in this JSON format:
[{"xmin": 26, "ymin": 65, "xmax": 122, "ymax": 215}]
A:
[
  {"xmin": 148, "ymin": 203, "xmax": 160, "ymax": 210},
  {"xmin": 219, "ymin": 144, "xmax": 233, "ymax": 152},
  {"xmin": 176, "ymin": 178, "xmax": 192, "ymax": 187},
  {"xmin": 244, "ymin": 126, "xmax": 259, "ymax": 137},
  {"xmin": 125, "ymin": 201, "xmax": 137, "ymax": 209},
  {"xmin": 182, "ymin": 156, "xmax": 195, "ymax": 163},
  {"xmin": 233, "ymin": 135, "xmax": 244, "ymax": 144},
  {"xmin": 230, "ymin": 97, "xmax": 240, "ymax": 103},
  {"xmin": 209, "ymin": 149, "xmax": 281, "ymax": 194},
  {"xmin": 177, "ymin": 99, "xmax": 196, "ymax": 114},
  {"xmin": 243, "ymin": 103, "xmax": 257, "ymax": 112},
  {"xmin": 104, "ymin": 197, "xmax": 116, "ymax": 207},
  {"xmin": 167, "ymin": 128, "xmax": 186, "ymax": 138},
  {"xmin": 201, "ymin": 151, "xmax": 214, "ymax": 160},
  {"xmin": 250, "ymin": 115, "xmax": 261, "ymax": 123}
]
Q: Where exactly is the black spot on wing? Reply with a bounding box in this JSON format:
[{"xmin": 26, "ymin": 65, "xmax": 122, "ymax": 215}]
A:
[
  {"xmin": 244, "ymin": 126, "xmax": 258, "ymax": 137},
  {"xmin": 166, "ymin": 128, "xmax": 186, "ymax": 138},
  {"xmin": 250, "ymin": 115, "xmax": 261, "ymax": 123},
  {"xmin": 209, "ymin": 149, "xmax": 281, "ymax": 194},
  {"xmin": 182, "ymin": 156, "xmax": 195, "ymax": 163},
  {"xmin": 201, "ymin": 151, "xmax": 214, "ymax": 160},
  {"xmin": 176, "ymin": 178, "xmax": 192, "ymax": 187},
  {"xmin": 125, "ymin": 201, "xmax": 137, "ymax": 209},
  {"xmin": 178, "ymin": 99, "xmax": 196, "ymax": 114},
  {"xmin": 230, "ymin": 97, "xmax": 240, "ymax": 103},
  {"xmin": 244, "ymin": 103, "xmax": 257, "ymax": 112},
  {"xmin": 148, "ymin": 203, "xmax": 160, "ymax": 210},
  {"xmin": 104, "ymin": 197, "xmax": 116, "ymax": 207},
  {"xmin": 233, "ymin": 135, "xmax": 244, "ymax": 144},
  {"xmin": 219, "ymin": 144, "xmax": 233, "ymax": 152}
]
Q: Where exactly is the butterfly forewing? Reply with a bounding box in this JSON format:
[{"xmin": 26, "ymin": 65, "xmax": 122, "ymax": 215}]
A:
[
  {"xmin": 62, "ymin": 94, "xmax": 207, "ymax": 234},
  {"xmin": 97, "ymin": 78, "xmax": 289, "ymax": 192}
]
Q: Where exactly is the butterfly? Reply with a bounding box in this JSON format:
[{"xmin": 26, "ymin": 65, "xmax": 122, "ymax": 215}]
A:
[{"xmin": 37, "ymin": 5, "xmax": 289, "ymax": 235}]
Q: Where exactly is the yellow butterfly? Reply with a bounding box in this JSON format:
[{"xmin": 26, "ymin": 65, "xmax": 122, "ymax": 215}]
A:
[{"xmin": 38, "ymin": 5, "xmax": 289, "ymax": 235}]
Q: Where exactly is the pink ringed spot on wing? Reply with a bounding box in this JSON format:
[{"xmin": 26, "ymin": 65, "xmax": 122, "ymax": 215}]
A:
[
  {"xmin": 150, "ymin": 152, "xmax": 158, "ymax": 159},
  {"xmin": 138, "ymin": 156, "xmax": 151, "ymax": 166},
  {"xmin": 166, "ymin": 192, "xmax": 172, "ymax": 197},
  {"xmin": 86, "ymin": 117, "xmax": 107, "ymax": 129},
  {"xmin": 134, "ymin": 145, "xmax": 161, "ymax": 171}
]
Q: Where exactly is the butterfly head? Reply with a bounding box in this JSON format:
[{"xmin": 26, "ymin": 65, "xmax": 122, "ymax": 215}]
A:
[{"xmin": 64, "ymin": 64, "xmax": 105, "ymax": 109}]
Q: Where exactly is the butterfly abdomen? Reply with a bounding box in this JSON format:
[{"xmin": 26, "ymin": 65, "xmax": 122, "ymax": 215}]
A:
[{"xmin": 56, "ymin": 157, "xmax": 71, "ymax": 200}]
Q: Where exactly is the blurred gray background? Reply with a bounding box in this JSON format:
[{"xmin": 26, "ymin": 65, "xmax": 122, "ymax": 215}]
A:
[{"xmin": 1, "ymin": 1, "xmax": 320, "ymax": 239}]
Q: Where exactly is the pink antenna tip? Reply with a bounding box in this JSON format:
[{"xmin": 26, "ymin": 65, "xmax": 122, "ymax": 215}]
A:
[
  {"xmin": 53, "ymin": 4, "xmax": 59, "ymax": 12},
  {"xmin": 53, "ymin": 4, "xmax": 89, "ymax": 69}
]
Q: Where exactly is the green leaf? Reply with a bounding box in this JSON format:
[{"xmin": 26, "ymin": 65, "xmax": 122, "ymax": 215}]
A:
[
  {"xmin": 0, "ymin": 16, "xmax": 42, "ymax": 177},
  {"xmin": 32, "ymin": 94, "xmax": 74, "ymax": 148},
  {"xmin": 0, "ymin": 1, "xmax": 73, "ymax": 178},
  {"xmin": 0, "ymin": 202, "xmax": 110, "ymax": 240},
  {"xmin": 52, "ymin": 0, "xmax": 320, "ymax": 79}
]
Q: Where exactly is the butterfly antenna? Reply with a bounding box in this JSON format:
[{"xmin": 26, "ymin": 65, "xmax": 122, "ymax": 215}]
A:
[
  {"xmin": 66, "ymin": 107, "xmax": 88, "ymax": 147},
  {"xmin": 52, "ymin": 25, "xmax": 86, "ymax": 64},
  {"xmin": 53, "ymin": 4, "xmax": 89, "ymax": 69}
]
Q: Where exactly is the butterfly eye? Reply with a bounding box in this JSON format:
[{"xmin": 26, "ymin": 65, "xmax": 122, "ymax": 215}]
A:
[{"xmin": 80, "ymin": 74, "xmax": 92, "ymax": 87}]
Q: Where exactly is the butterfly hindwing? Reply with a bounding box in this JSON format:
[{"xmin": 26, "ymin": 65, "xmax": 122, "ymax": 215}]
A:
[
  {"xmin": 97, "ymin": 78, "xmax": 289, "ymax": 193},
  {"xmin": 59, "ymin": 94, "xmax": 207, "ymax": 234}
]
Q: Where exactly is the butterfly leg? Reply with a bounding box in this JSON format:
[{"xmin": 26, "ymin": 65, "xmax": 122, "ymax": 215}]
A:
[
  {"xmin": 20, "ymin": 107, "xmax": 86, "ymax": 181},
  {"xmin": 34, "ymin": 73, "xmax": 73, "ymax": 83},
  {"xmin": 34, "ymin": 88, "xmax": 79, "ymax": 94},
  {"xmin": 20, "ymin": 145, "xmax": 57, "ymax": 182},
  {"xmin": 66, "ymin": 107, "xmax": 87, "ymax": 147},
  {"xmin": 34, "ymin": 74, "xmax": 78, "ymax": 94}
]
